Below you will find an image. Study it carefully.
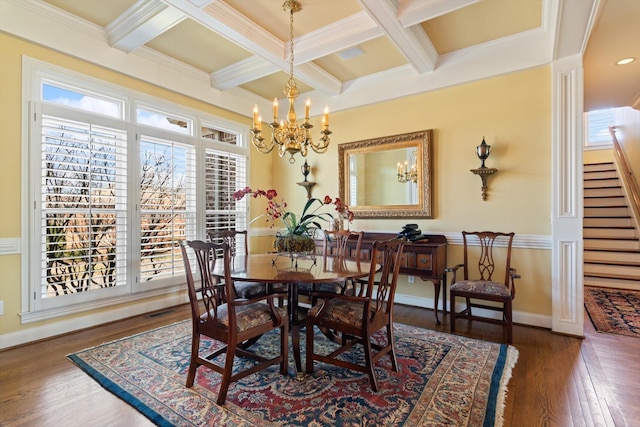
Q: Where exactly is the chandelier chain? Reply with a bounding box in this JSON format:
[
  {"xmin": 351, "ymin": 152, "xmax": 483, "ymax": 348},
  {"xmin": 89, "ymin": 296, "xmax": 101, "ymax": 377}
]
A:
[
  {"xmin": 289, "ymin": 6, "xmax": 294, "ymax": 83},
  {"xmin": 250, "ymin": 0, "xmax": 331, "ymax": 163}
]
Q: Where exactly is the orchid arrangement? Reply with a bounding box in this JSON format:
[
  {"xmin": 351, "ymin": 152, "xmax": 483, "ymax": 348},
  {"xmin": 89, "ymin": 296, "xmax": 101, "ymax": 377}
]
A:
[{"xmin": 232, "ymin": 187, "xmax": 354, "ymax": 236}]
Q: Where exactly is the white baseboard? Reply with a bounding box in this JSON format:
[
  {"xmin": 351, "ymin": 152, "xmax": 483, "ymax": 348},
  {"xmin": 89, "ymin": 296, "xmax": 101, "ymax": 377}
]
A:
[
  {"xmin": 394, "ymin": 292, "xmax": 552, "ymax": 329},
  {"xmin": 0, "ymin": 293, "xmax": 188, "ymax": 350},
  {"xmin": 1, "ymin": 291, "xmax": 551, "ymax": 350}
]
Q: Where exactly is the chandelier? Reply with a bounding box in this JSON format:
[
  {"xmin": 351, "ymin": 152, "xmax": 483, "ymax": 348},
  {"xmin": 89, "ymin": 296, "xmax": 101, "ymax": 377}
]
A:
[
  {"xmin": 397, "ymin": 151, "xmax": 418, "ymax": 183},
  {"xmin": 250, "ymin": 0, "xmax": 331, "ymax": 164}
]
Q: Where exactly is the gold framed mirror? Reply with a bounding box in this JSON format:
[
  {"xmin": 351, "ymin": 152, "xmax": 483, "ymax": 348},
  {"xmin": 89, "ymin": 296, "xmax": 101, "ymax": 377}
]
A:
[{"xmin": 338, "ymin": 129, "xmax": 433, "ymax": 219}]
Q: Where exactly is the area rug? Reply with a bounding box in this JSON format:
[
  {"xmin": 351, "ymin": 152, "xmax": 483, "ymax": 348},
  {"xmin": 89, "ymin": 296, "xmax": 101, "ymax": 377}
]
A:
[
  {"xmin": 68, "ymin": 321, "xmax": 518, "ymax": 426},
  {"xmin": 584, "ymin": 286, "xmax": 640, "ymax": 337}
]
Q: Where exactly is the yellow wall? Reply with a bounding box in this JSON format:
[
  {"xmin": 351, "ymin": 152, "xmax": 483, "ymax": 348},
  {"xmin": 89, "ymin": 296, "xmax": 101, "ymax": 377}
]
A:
[
  {"xmin": 270, "ymin": 66, "xmax": 553, "ymax": 316},
  {"xmin": 0, "ymin": 32, "xmax": 553, "ymax": 340},
  {"xmin": 583, "ymin": 148, "xmax": 613, "ymax": 163}
]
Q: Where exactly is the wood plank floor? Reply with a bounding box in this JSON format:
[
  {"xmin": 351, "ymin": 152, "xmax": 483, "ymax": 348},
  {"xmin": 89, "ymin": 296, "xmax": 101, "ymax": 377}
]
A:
[{"xmin": 1, "ymin": 303, "xmax": 638, "ymax": 426}]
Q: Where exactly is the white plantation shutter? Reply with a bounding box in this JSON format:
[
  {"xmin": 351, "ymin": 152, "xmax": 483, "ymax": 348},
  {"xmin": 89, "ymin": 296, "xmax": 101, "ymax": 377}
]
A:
[
  {"xmin": 40, "ymin": 114, "xmax": 128, "ymax": 298},
  {"xmin": 139, "ymin": 136, "xmax": 196, "ymax": 282},
  {"xmin": 204, "ymin": 148, "xmax": 248, "ymax": 252}
]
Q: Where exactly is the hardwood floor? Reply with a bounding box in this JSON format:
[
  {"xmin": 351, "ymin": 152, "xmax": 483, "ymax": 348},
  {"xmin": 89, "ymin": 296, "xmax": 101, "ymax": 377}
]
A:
[{"xmin": 1, "ymin": 303, "xmax": 638, "ymax": 426}]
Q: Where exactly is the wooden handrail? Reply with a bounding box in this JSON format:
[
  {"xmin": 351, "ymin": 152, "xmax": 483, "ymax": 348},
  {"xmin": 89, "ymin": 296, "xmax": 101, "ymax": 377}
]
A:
[{"xmin": 610, "ymin": 126, "xmax": 640, "ymax": 233}]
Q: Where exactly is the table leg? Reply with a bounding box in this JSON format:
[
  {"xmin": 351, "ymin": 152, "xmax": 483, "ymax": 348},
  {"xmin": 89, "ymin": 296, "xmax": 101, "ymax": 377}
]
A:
[
  {"xmin": 288, "ymin": 283, "xmax": 304, "ymax": 378},
  {"xmin": 441, "ymin": 272, "xmax": 447, "ymax": 319},
  {"xmin": 432, "ymin": 279, "xmax": 441, "ymax": 325}
]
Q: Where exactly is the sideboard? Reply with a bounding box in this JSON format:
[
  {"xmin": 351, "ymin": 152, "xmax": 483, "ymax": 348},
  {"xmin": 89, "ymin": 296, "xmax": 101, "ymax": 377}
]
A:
[{"xmin": 323, "ymin": 232, "xmax": 448, "ymax": 324}]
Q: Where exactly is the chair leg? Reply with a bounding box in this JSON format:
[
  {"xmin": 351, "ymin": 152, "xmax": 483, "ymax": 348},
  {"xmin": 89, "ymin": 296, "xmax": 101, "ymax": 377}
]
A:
[
  {"xmin": 280, "ymin": 323, "xmax": 289, "ymax": 375},
  {"xmin": 186, "ymin": 333, "xmax": 200, "ymax": 387},
  {"xmin": 362, "ymin": 337, "xmax": 378, "ymax": 392},
  {"xmin": 386, "ymin": 323, "xmax": 399, "ymax": 372},
  {"xmin": 505, "ymin": 299, "xmax": 513, "ymax": 344},
  {"xmin": 305, "ymin": 320, "xmax": 315, "ymax": 374},
  {"xmin": 450, "ymin": 293, "xmax": 456, "ymax": 333},
  {"xmin": 216, "ymin": 346, "xmax": 236, "ymax": 405}
]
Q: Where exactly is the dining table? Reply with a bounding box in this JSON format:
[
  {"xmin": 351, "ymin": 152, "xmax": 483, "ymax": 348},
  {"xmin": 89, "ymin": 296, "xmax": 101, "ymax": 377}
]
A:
[{"xmin": 211, "ymin": 252, "xmax": 372, "ymax": 377}]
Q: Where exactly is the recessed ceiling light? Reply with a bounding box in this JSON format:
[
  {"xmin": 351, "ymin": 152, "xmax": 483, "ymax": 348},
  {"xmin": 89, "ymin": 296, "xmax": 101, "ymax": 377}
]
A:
[
  {"xmin": 616, "ymin": 57, "xmax": 636, "ymax": 65},
  {"xmin": 337, "ymin": 46, "xmax": 365, "ymax": 61}
]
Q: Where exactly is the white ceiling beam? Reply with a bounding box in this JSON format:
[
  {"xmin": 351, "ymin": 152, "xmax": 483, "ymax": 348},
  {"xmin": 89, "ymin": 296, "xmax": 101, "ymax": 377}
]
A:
[
  {"xmin": 210, "ymin": 57, "xmax": 280, "ymax": 90},
  {"xmin": 552, "ymin": 0, "xmax": 599, "ymax": 59},
  {"xmin": 106, "ymin": 0, "xmax": 187, "ymax": 53},
  {"xmin": 293, "ymin": 11, "xmax": 382, "ymax": 63},
  {"xmin": 359, "ymin": 0, "xmax": 438, "ymax": 73},
  {"xmin": 397, "ymin": 0, "xmax": 481, "ymax": 27},
  {"xmin": 165, "ymin": 0, "xmax": 343, "ymax": 95},
  {"xmin": 212, "ymin": 11, "xmax": 379, "ymax": 92}
]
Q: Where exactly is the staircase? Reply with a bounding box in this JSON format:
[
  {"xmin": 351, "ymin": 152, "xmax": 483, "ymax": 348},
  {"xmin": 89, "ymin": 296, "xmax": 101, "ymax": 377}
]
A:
[{"xmin": 584, "ymin": 162, "xmax": 640, "ymax": 290}]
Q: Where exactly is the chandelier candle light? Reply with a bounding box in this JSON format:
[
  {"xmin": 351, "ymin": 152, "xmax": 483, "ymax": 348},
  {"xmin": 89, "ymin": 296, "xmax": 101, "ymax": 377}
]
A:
[
  {"xmin": 251, "ymin": 0, "xmax": 331, "ymax": 163},
  {"xmin": 397, "ymin": 151, "xmax": 418, "ymax": 183}
]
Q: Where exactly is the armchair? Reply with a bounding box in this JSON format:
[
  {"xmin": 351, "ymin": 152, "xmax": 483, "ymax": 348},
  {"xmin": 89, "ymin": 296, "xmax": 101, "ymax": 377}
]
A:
[{"xmin": 448, "ymin": 231, "xmax": 520, "ymax": 343}]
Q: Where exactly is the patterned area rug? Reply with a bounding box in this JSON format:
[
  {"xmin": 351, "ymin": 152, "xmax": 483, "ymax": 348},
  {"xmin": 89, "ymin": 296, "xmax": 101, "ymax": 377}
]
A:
[
  {"xmin": 68, "ymin": 321, "xmax": 518, "ymax": 426},
  {"xmin": 584, "ymin": 286, "xmax": 640, "ymax": 337}
]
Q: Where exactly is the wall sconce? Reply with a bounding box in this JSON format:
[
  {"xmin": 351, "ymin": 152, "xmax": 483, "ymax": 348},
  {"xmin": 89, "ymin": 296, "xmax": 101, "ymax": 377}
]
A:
[
  {"xmin": 470, "ymin": 137, "xmax": 497, "ymax": 200},
  {"xmin": 397, "ymin": 151, "xmax": 418, "ymax": 183},
  {"xmin": 296, "ymin": 160, "xmax": 316, "ymax": 199}
]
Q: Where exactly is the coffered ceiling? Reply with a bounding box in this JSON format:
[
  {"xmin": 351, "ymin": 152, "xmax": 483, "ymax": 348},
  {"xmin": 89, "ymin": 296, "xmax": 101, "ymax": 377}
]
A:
[{"xmin": 4, "ymin": 0, "xmax": 640, "ymax": 115}]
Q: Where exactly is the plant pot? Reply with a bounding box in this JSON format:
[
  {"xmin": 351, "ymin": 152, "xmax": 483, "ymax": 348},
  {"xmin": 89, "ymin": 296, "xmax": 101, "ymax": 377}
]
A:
[{"xmin": 274, "ymin": 233, "xmax": 316, "ymax": 254}]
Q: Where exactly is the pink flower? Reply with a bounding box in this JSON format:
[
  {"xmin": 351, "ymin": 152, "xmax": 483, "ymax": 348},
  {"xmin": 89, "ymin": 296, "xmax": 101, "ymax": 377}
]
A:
[{"xmin": 233, "ymin": 187, "xmax": 354, "ymax": 234}]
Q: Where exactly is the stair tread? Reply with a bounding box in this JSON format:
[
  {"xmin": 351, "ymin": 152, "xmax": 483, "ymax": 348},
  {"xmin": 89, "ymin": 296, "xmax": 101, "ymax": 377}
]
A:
[
  {"xmin": 584, "ymin": 195, "xmax": 625, "ymax": 199},
  {"xmin": 584, "ymin": 216, "xmax": 632, "ymax": 219},
  {"xmin": 585, "ymin": 260, "xmax": 640, "ymax": 267},
  {"xmin": 584, "ymin": 236, "xmax": 639, "ymax": 240},
  {"xmin": 584, "ymin": 226, "xmax": 635, "ymax": 229},
  {"xmin": 584, "ymin": 247, "xmax": 640, "ymax": 253},
  {"xmin": 584, "ymin": 272, "xmax": 640, "ymax": 280}
]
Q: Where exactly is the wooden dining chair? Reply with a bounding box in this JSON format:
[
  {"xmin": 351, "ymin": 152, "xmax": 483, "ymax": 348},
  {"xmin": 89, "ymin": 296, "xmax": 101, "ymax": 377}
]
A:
[
  {"xmin": 298, "ymin": 230, "xmax": 364, "ymax": 303},
  {"xmin": 179, "ymin": 239, "xmax": 289, "ymax": 405},
  {"xmin": 448, "ymin": 231, "xmax": 520, "ymax": 343},
  {"xmin": 207, "ymin": 229, "xmax": 284, "ymax": 301},
  {"xmin": 305, "ymin": 239, "xmax": 405, "ymax": 391}
]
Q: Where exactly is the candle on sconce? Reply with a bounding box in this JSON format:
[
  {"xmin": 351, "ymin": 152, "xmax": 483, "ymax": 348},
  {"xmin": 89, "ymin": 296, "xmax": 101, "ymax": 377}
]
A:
[
  {"xmin": 397, "ymin": 162, "xmax": 402, "ymax": 175},
  {"xmin": 272, "ymin": 98, "xmax": 279, "ymax": 120},
  {"xmin": 305, "ymin": 98, "xmax": 310, "ymax": 122}
]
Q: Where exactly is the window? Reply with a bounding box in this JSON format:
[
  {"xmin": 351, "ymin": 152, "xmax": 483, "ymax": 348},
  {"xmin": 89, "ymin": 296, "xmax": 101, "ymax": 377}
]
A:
[
  {"xmin": 204, "ymin": 149, "xmax": 248, "ymax": 235},
  {"xmin": 584, "ymin": 107, "xmax": 640, "ymax": 149},
  {"xmin": 139, "ymin": 136, "xmax": 196, "ymax": 283},
  {"xmin": 39, "ymin": 113, "xmax": 128, "ymax": 299},
  {"xmin": 25, "ymin": 60, "xmax": 248, "ymax": 319}
]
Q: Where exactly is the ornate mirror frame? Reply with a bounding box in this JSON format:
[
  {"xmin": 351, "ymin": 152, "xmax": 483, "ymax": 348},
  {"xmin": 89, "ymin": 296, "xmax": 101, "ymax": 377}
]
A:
[{"xmin": 338, "ymin": 129, "xmax": 433, "ymax": 219}]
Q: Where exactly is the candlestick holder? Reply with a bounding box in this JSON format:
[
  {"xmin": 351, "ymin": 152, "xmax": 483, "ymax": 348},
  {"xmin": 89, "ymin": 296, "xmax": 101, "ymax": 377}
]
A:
[
  {"xmin": 470, "ymin": 137, "xmax": 497, "ymax": 200},
  {"xmin": 297, "ymin": 160, "xmax": 316, "ymax": 199}
]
